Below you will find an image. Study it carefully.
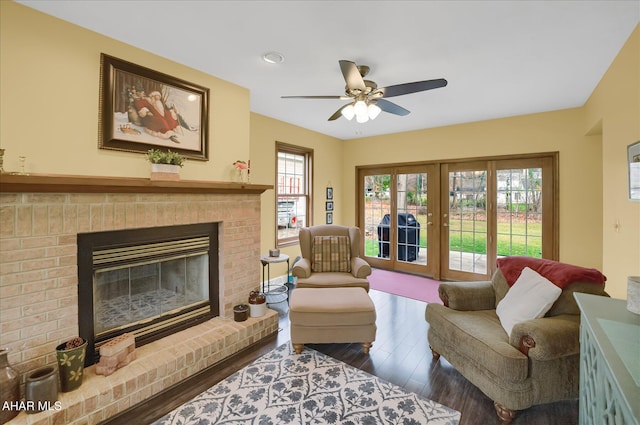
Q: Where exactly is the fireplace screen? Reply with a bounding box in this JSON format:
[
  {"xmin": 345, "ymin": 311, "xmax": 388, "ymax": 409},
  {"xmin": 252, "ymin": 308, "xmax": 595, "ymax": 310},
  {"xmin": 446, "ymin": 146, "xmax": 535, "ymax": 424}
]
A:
[
  {"xmin": 94, "ymin": 252, "xmax": 208, "ymax": 336},
  {"xmin": 78, "ymin": 223, "xmax": 219, "ymax": 365}
]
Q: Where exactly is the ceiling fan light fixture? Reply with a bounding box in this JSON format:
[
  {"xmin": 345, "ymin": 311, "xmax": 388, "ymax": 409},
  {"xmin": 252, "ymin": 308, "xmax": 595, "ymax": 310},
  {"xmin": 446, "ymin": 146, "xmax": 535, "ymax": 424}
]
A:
[
  {"xmin": 341, "ymin": 104, "xmax": 355, "ymax": 120},
  {"xmin": 354, "ymin": 100, "xmax": 367, "ymax": 117},
  {"xmin": 356, "ymin": 113, "xmax": 369, "ymax": 123},
  {"xmin": 282, "ymin": 60, "xmax": 447, "ymax": 123},
  {"xmin": 367, "ymin": 103, "xmax": 381, "ymax": 120}
]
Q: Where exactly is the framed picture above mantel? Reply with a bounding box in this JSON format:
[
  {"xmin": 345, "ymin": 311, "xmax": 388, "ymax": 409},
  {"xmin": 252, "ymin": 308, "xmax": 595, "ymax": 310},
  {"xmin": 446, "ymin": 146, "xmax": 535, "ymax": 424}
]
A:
[{"xmin": 99, "ymin": 54, "xmax": 210, "ymax": 161}]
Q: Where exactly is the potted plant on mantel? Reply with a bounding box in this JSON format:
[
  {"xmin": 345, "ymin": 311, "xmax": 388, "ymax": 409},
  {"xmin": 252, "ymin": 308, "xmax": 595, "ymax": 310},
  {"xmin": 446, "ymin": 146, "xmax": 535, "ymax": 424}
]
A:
[{"xmin": 147, "ymin": 149, "xmax": 185, "ymax": 181}]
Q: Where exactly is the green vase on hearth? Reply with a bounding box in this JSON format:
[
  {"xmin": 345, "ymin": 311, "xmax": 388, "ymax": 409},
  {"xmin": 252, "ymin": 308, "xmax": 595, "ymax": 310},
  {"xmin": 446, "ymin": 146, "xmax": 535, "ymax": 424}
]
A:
[{"xmin": 55, "ymin": 338, "xmax": 87, "ymax": 392}]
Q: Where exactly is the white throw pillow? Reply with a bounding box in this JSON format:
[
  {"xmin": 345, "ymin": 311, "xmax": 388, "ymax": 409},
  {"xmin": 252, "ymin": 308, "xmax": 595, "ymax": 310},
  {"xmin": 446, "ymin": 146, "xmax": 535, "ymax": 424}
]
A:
[{"xmin": 496, "ymin": 266, "xmax": 562, "ymax": 336}]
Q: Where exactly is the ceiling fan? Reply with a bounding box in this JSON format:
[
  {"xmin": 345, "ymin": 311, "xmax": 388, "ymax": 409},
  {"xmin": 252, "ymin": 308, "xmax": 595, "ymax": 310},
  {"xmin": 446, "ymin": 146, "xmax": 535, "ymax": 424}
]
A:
[{"xmin": 282, "ymin": 60, "xmax": 447, "ymax": 123}]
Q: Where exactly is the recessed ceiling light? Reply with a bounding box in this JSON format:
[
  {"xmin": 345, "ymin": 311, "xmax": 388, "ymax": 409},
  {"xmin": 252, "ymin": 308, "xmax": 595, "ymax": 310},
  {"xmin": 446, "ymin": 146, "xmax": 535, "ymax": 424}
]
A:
[{"xmin": 262, "ymin": 51, "xmax": 285, "ymax": 64}]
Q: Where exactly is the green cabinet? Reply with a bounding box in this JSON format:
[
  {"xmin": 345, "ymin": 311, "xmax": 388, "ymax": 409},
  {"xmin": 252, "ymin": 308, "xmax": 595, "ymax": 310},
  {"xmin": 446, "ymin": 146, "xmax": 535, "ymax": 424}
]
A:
[{"xmin": 575, "ymin": 293, "xmax": 639, "ymax": 425}]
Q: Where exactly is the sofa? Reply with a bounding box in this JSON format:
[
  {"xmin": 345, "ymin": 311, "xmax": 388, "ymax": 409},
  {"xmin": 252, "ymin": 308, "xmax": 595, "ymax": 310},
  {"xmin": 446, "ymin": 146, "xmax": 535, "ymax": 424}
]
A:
[
  {"xmin": 291, "ymin": 225, "xmax": 372, "ymax": 291},
  {"xmin": 425, "ymin": 256, "xmax": 607, "ymax": 423}
]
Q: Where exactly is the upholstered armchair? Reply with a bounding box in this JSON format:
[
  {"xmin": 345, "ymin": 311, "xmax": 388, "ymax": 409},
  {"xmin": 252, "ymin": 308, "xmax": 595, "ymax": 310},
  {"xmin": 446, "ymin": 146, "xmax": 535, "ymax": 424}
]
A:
[
  {"xmin": 291, "ymin": 225, "xmax": 372, "ymax": 291},
  {"xmin": 425, "ymin": 257, "xmax": 607, "ymax": 423}
]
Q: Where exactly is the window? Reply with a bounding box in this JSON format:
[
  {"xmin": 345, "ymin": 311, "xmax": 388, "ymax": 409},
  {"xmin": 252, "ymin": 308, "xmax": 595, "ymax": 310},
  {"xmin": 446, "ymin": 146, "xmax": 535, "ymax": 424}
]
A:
[{"xmin": 276, "ymin": 142, "xmax": 312, "ymax": 246}]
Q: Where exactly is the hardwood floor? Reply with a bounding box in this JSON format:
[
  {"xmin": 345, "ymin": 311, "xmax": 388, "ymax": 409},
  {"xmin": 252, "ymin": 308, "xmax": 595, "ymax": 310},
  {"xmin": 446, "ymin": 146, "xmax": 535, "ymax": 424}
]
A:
[{"xmin": 104, "ymin": 289, "xmax": 578, "ymax": 425}]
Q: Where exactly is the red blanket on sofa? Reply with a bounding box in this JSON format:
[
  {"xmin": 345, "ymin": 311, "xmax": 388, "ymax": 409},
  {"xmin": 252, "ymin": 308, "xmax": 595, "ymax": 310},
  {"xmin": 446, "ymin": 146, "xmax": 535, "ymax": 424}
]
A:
[{"xmin": 496, "ymin": 256, "xmax": 606, "ymax": 288}]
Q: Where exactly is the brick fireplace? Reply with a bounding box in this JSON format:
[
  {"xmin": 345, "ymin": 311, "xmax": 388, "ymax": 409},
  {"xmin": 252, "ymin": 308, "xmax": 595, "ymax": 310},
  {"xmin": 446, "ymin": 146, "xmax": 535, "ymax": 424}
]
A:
[
  {"xmin": 0, "ymin": 174, "xmax": 277, "ymax": 424},
  {"xmin": 78, "ymin": 222, "xmax": 221, "ymax": 365}
]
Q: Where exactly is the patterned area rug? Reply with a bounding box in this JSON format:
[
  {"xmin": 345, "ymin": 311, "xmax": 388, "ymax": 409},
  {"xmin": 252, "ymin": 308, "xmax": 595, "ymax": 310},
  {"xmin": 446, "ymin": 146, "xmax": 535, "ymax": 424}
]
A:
[{"xmin": 153, "ymin": 343, "xmax": 460, "ymax": 424}]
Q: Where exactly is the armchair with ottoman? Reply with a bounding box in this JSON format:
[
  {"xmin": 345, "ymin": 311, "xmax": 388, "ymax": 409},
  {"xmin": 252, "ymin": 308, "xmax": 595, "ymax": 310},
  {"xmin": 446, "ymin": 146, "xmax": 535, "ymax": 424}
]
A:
[
  {"xmin": 425, "ymin": 256, "xmax": 607, "ymax": 423},
  {"xmin": 289, "ymin": 225, "xmax": 376, "ymax": 354}
]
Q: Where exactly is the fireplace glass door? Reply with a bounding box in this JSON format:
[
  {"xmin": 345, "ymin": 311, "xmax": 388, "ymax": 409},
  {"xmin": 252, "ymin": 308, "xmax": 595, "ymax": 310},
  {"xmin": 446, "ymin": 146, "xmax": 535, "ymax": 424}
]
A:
[{"xmin": 94, "ymin": 253, "xmax": 208, "ymax": 336}]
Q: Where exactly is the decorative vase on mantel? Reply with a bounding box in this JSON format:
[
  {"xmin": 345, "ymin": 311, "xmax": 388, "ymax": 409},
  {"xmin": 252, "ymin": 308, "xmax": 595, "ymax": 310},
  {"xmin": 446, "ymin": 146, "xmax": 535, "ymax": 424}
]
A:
[
  {"xmin": 150, "ymin": 163, "xmax": 181, "ymax": 181},
  {"xmin": 0, "ymin": 348, "xmax": 20, "ymax": 424}
]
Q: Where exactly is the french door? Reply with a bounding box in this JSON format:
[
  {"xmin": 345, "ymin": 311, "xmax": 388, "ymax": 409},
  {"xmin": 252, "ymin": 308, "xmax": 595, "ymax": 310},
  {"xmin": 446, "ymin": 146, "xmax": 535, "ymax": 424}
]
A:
[
  {"xmin": 358, "ymin": 154, "xmax": 557, "ymax": 281},
  {"xmin": 359, "ymin": 165, "xmax": 438, "ymax": 277},
  {"xmin": 441, "ymin": 162, "xmax": 489, "ymax": 280}
]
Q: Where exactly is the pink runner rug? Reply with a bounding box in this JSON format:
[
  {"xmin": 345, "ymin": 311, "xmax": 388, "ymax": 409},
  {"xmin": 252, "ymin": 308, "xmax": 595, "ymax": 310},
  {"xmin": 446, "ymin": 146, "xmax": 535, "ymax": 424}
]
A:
[{"xmin": 368, "ymin": 268, "xmax": 443, "ymax": 304}]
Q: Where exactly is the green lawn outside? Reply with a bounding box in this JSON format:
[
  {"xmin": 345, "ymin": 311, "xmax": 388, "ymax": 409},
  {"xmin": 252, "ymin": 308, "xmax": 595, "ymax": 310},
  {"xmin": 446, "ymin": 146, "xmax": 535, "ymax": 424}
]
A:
[{"xmin": 364, "ymin": 219, "xmax": 542, "ymax": 258}]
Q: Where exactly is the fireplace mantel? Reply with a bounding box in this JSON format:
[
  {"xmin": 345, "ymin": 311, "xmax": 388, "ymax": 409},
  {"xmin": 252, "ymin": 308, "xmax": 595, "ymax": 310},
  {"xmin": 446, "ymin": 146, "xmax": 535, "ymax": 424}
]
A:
[{"xmin": 0, "ymin": 173, "xmax": 272, "ymax": 194}]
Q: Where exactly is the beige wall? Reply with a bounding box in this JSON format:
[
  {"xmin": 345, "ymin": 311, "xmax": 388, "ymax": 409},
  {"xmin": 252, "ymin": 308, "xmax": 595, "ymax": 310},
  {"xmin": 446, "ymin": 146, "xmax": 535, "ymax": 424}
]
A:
[
  {"xmin": 584, "ymin": 25, "xmax": 640, "ymax": 299},
  {"xmin": 250, "ymin": 113, "xmax": 343, "ymax": 276},
  {"xmin": 0, "ymin": 1, "xmax": 250, "ymax": 181}
]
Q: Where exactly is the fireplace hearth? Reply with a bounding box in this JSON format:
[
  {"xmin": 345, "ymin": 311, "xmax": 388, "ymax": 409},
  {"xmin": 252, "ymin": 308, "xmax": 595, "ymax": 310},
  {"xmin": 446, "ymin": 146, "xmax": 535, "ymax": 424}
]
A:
[{"xmin": 78, "ymin": 223, "xmax": 219, "ymax": 365}]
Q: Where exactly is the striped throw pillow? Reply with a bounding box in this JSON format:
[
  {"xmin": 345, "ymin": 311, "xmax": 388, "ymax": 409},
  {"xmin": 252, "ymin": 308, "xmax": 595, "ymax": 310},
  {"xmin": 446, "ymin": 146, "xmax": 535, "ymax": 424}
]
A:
[{"xmin": 311, "ymin": 236, "xmax": 351, "ymax": 273}]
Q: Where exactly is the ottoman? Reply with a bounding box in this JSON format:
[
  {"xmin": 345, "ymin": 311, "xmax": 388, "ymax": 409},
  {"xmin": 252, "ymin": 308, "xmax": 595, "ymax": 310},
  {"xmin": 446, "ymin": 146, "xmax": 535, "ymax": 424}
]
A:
[{"xmin": 289, "ymin": 287, "xmax": 377, "ymax": 354}]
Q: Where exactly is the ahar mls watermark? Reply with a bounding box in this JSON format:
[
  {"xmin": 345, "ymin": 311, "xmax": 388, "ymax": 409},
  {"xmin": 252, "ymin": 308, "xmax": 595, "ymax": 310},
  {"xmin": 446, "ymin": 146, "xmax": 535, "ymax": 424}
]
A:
[{"xmin": 2, "ymin": 400, "xmax": 63, "ymax": 413}]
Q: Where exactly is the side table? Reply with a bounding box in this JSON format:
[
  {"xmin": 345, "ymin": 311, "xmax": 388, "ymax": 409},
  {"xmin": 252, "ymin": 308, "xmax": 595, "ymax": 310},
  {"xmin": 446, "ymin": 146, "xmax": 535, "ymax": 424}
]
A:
[{"xmin": 260, "ymin": 254, "xmax": 290, "ymax": 304}]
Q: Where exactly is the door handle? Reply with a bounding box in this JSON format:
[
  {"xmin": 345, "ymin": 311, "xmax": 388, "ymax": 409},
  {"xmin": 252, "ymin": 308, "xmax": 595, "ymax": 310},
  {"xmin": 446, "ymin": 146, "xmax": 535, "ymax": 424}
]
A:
[
  {"xmin": 443, "ymin": 223, "xmax": 449, "ymax": 227},
  {"xmin": 427, "ymin": 222, "xmax": 433, "ymax": 226}
]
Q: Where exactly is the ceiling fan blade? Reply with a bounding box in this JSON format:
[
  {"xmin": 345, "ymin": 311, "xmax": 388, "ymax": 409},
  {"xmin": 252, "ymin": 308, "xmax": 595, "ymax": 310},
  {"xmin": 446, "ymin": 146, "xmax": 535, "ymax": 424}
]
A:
[
  {"xmin": 281, "ymin": 95, "xmax": 349, "ymax": 99},
  {"xmin": 339, "ymin": 60, "xmax": 366, "ymax": 92},
  {"xmin": 379, "ymin": 78, "xmax": 448, "ymax": 98},
  {"xmin": 328, "ymin": 104, "xmax": 349, "ymax": 121},
  {"xmin": 376, "ymin": 99, "xmax": 410, "ymax": 116}
]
